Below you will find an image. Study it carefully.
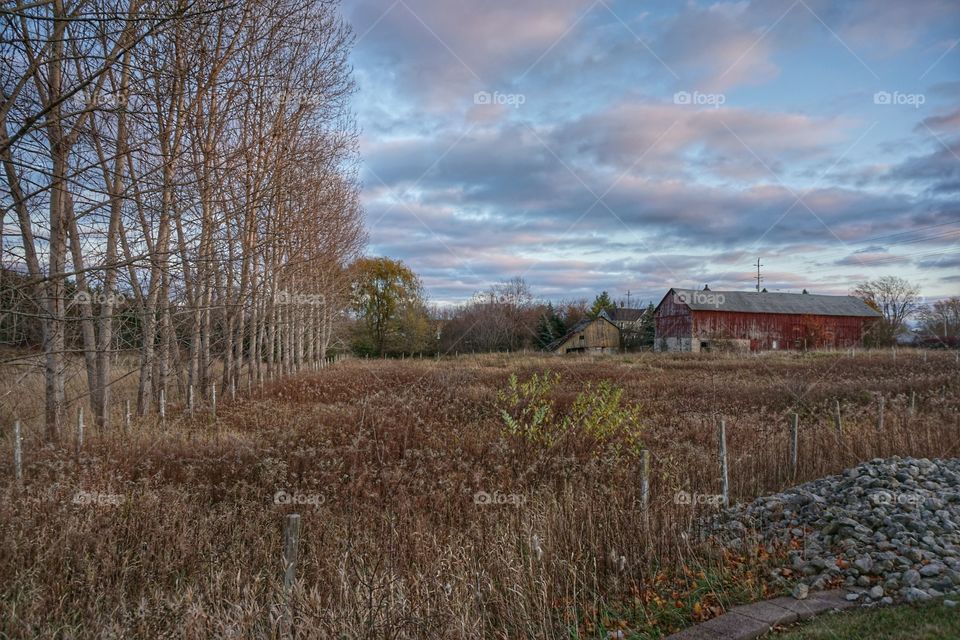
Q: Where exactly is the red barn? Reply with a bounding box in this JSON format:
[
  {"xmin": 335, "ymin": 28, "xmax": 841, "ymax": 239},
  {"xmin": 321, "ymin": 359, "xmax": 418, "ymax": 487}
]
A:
[{"xmin": 654, "ymin": 287, "xmax": 881, "ymax": 352}]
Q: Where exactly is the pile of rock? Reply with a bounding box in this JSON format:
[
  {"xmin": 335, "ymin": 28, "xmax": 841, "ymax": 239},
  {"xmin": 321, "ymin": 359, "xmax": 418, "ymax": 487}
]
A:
[{"xmin": 711, "ymin": 456, "xmax": 960, "ymax": 606}]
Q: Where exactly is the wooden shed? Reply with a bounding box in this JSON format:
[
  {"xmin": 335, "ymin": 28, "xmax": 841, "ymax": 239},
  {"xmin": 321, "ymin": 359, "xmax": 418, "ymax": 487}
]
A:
[
  {"xmin": 654, "ymin": 287, "xmax": 881, "ymax": 352},
  {"xmin": 552, "ymin": 316, "xmax": 621, "ymax": 354}
]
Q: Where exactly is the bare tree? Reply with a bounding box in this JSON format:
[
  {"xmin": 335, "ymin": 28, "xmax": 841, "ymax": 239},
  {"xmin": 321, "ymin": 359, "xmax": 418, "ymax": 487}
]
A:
[
  {"xmin": 852, "ymin": 276, "xmax": 921, "ymax": 345},
  {"xmin": 2, "ymin": 0, "xmax": 364, "ymax": 440}
]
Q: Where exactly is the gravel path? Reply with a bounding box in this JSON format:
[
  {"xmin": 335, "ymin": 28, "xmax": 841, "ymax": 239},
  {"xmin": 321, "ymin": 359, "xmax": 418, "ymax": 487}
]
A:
[{"xmin": 712, "ymin": 456, "xmax": 960, "ymax": 606}]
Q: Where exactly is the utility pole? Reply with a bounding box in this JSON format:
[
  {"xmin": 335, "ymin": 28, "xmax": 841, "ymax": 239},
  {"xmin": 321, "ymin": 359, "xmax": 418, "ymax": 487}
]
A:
[
  {"xmin": 755, "ymin": 258, "xmax": 763, "ymax": 292},
  {"xmin": 624, "ymin": 290, "xmax": 632, "ymax": 308}
]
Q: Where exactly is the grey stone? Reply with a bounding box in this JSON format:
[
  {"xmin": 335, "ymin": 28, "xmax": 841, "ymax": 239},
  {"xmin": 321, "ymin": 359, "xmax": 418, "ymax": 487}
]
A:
[{"xmin": 903, "ymin": 569, "xmax": 922, "ymax": 586}]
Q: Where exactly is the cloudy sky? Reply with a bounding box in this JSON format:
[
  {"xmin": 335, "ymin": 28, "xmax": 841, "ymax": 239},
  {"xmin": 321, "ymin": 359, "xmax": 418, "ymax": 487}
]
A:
[{"xmin": 343, "ymin": 0, "xmax": 959, "ymax": 307}]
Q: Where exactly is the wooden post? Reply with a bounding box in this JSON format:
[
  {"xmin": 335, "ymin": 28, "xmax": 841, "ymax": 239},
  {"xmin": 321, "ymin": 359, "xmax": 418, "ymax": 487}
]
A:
[
  {"xmin": 878, "ymin": 395, "xmax": 885, "ymax": 430},
  {"xmin": 281, "ymin": 513, "xmax": 301, "ymax": 637},
  {"xmin": 13, "ymin": 420, "xmax": 22, "ymax": 484},
  {"xmin": 834, "ymin": 399, "xmax": 842, "ymax": 437},
  {"xmin": 77, "ymin": 406, "xmax": 84, "ymax": 453},
  {"xmin": 718, "ymin": 420, "xmax": 729, "ymax": 508},
  {"xmin": 639, "ymin": 449, "xmax": 650, "ymax": 514},
  {"xmin": 210, "ymin": 383, "xmax": 217, "ymax": 419},
  {"xmin": 159, "ymin": 389, "xmax": 166, "ymax": 423},
  {"xmin": 187, "ymin": 384, "xmax": 194, "ymax": 416},
  {"xmin": 124, "ymin": 400, "xmax": 131, "ymax": 430},
  {"xmin": 230, "ymin": 378, "xmax": 236, "ymax": 402},
  {"xmin": 789, "ymin": 413, "xmax": 799, "ymax": 480}
]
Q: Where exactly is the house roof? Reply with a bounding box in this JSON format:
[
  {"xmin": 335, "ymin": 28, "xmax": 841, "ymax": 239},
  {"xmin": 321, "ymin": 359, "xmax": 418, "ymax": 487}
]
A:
[
  {"xmin": 660, "ymin": 288, "xmax": 882, "ymax": 318},
  {"xmin": 601, "ymin": 307, "xmax": 645, "ymax": 322}
]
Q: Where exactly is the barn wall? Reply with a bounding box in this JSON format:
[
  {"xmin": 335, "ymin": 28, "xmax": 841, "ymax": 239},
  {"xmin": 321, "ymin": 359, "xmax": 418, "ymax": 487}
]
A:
[
  {"xmin": 558, "ymin": 319, "xmax": 620, "ymax": 353},
  {"xmin": 654, "ymin": 293, "xmax": 692, "ymax": 349},
  {"xmin": 691, "ymin": 311, "xmax": 872, "ymax": 350}
]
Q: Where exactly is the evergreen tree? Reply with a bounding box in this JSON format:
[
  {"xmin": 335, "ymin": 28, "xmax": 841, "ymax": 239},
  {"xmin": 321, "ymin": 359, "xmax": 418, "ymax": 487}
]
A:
[
  {"xmin": 589, "ymin": 291, "xmax": 615, "ymax": 318},
  {"xmin": 536, "ymin": 303, "xmax": 566, "ymax": 349},
  {"xmin": 640, "ymin": 301, "xmax": 656, "ymax": 347}
]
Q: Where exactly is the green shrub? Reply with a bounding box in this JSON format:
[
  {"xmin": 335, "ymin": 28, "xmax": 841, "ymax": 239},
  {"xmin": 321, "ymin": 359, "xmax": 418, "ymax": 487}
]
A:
[{"xmin": 496, "ymin": 372, "xmax": 644, "ymax": 458}]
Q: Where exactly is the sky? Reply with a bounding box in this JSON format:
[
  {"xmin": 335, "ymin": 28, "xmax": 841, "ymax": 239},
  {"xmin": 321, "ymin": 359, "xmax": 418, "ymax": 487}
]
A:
[{"xmin": 343, "ymin": 0, "xmax": 960, "ymax": 307}]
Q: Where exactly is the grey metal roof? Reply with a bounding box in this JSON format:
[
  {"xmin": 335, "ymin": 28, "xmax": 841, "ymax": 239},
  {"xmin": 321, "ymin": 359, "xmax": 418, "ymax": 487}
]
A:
[
  {"xmin": 666, "ymin": 288, "xmax": 882, "ymax": 317},
  {"xmin": 601, "ymin": 308, "xmax": 645, "ymax": 322}
]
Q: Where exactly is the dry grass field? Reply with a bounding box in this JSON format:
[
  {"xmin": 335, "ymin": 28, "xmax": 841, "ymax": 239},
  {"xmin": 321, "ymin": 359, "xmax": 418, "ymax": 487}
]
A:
[{"xmin": 2, "ymin": 350, "xmax": 959, "ymax": 639}]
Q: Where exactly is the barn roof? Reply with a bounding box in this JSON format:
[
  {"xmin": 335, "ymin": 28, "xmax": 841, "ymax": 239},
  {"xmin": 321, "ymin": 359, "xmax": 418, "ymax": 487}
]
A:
[
  {"xmin": 601, "ymin": 307, "xmax": 645, "ymax": 322},
  {"xmin": 547, "ymin": 316, "xmax": 619, "ymax": 351},
  {"xmin": 662, "ymin": 288, "xmax": 882, "ymax": 317}
]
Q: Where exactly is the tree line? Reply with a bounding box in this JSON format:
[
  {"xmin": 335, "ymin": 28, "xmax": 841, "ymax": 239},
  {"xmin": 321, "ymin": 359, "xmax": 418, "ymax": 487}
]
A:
[
  {"xmin": 346, "ymin": 266, "xmax": 958, "ymax": 356},
  {"xmin": 1, "ymin": 0, "xmax": 364, "ymax": 440},
  {"xmin": 347, "ymin": 262, "xmax": 656, "ymax": 356}
]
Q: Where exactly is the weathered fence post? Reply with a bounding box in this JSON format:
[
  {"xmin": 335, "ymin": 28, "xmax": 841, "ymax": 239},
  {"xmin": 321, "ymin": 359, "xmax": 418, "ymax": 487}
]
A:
[
  {"xmin": 77, "ymin": 406, "xmax": 84, "ymax": 454},
  {"xmin": 230, "ymin": 378, "xmax": 236, "ymax": 402},
  {"xmin": 878, "ymin": 395, "xmax": 885, "ymax": 430},
  {"xmin": 188, "ymin": 384, "xmax": 194, "ymax": 416},
  {"xmin": 834, "ymin": 399, "xmax": 842, "ymax": 438},
  {"xmin": 13, "ymin": 420, "xmax": 22, "ymax": 484},
  {"xmin": 159, "ymin": 389, "xmax": 166, "ymax": 423},
  {"xmin": 281, "ymin": 513, "xmax": 301, "ymax": 637},
  {"xmin": 789, "ymin": 413, "xmax": 799, "ymax": 480},
  {"xmin": 210, "ymin": 383, "xmax": 217, "ymax": 419},
  {"xmin": 718, "ymin": 420, "xmax": 729, "ymax": 508},
  {"xmin": 639, "ymin": 449, "xmax": 650, "ymax": 515},
  {"xmin": 124, "ymin": 400, "xmax": 131, "ymax": 430}
]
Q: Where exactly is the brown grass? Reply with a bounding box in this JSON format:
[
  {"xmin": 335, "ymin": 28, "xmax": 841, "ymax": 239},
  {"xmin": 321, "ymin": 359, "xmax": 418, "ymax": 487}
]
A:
[{"xmin": 1, "ymin": 350, "xmax": 958, "ymax": 639}]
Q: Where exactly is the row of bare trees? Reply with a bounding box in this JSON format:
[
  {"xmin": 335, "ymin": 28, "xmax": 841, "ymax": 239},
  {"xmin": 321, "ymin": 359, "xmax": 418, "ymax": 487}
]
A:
[{"xmin": 1, "ymin": 0, "xmax": 364, "ymax": 440}]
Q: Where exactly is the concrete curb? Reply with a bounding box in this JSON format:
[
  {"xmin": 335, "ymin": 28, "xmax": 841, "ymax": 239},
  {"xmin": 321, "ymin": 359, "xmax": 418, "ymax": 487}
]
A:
[{"xmin": 664, "ymin": 590, "xmax": 857, "ymax": 639}]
